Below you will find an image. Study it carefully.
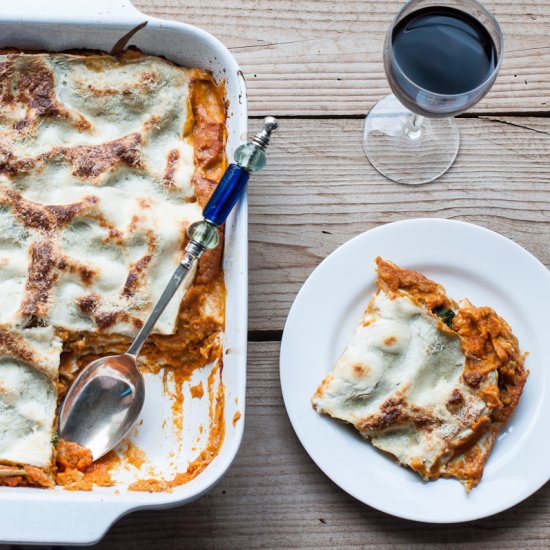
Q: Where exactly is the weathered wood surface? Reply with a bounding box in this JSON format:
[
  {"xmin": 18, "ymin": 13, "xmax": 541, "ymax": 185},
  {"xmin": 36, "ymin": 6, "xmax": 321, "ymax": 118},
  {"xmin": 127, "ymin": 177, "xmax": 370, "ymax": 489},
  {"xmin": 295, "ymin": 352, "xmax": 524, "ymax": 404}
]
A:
[
  {"xmin": 5, "ymin": 343, "xmax": 547, "ymax": 550},
  {"xmin": 4, "ymin": 1, "xmax": 550, "ymax": 548},
  {"xmin": 248, "ymin": 116, "xmax": 550, "ymax": 331},
  {"xmin": 134, "ymin": 0, "xmax": 550, "ymax": 116}
]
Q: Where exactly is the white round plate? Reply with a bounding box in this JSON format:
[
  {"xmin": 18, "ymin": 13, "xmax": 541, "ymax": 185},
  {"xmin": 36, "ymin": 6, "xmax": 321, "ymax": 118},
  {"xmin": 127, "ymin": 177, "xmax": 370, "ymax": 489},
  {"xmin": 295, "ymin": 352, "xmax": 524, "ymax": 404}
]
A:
[{"xmin": 280, "ymin": 218, "xmax": 550, "ymax": 523}]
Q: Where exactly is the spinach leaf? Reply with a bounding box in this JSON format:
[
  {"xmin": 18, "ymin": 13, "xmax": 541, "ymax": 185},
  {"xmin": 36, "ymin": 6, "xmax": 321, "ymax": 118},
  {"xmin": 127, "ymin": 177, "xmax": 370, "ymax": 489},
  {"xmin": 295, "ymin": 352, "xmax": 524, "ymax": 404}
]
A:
[{"xmin": 433, "ymin": 306, "xmax": 456, "ymax": 329}]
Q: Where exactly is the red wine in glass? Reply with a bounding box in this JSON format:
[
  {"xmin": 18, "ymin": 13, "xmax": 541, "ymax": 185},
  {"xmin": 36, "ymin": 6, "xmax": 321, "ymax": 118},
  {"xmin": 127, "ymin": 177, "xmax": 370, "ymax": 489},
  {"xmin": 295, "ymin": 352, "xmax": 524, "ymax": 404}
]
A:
[{"xmin": 389, "ymin": 6, "xmax": 498, "ymax": 117}]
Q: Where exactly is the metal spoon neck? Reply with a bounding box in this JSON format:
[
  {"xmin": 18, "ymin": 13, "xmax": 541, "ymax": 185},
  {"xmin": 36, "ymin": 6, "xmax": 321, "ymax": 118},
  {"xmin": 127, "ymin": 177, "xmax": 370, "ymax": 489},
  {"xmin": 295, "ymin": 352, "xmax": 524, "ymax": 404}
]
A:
[{"xmin": 125, "ymin": 237, "xmax": 208, "ymax": 358}]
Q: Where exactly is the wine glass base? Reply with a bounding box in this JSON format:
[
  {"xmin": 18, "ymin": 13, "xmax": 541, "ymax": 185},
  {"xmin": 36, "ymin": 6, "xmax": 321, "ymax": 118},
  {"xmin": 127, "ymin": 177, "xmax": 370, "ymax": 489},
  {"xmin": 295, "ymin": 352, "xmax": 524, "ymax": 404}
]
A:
[{"xmin": 363, "ymin": 95, "xmax": 460, "ymax": 185}]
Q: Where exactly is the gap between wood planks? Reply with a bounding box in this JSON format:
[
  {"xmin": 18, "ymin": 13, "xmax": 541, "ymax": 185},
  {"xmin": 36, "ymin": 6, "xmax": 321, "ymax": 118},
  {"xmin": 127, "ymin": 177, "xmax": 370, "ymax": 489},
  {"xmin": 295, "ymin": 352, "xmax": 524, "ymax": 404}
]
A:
[{"xmin": 248, "ymin": 330, "xmax": 283, "ymax": 342}]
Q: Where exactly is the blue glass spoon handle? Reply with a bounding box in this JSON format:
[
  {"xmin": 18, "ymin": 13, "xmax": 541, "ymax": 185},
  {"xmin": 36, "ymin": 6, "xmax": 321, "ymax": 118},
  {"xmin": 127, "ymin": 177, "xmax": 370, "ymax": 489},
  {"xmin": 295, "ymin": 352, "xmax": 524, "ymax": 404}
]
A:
[
  {"xmin": 202, "ymin": 164, "xmax": 250, "ymax": 226},
  {"xmin": 202, "ymin": 116, "xmax": 278, "ymax": 227}
]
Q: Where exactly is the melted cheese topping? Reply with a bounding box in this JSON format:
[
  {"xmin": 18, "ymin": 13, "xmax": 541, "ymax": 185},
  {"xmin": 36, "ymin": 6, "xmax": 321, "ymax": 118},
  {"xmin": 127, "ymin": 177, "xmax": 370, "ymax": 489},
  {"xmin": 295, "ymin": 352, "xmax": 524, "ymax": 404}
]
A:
[
  {"xmin": 313, "ymin": 291, "xmax": 491, "ymax": 475},
  {"xmin": 313, "ymin": 258, "xmax": 526, "ymax": 490},
  {"xmin": 0, "ymin": 50, "xmax": 227, "ymax": 477},
  {"xmin": 0, "ymin": 327, "xmax": 61, "ymax": 466},
  {"xmin": 0, "ymin": 51, "xmax": 200, "ymax": 336}
]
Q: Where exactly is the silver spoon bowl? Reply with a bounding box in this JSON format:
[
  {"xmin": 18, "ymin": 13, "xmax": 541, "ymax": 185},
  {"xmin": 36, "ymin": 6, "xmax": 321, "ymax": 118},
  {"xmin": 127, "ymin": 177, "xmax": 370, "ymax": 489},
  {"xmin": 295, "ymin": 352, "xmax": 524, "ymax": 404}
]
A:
[{"xmin": 58, "ymin": 354, "xmax": 144, "ymax": 460}]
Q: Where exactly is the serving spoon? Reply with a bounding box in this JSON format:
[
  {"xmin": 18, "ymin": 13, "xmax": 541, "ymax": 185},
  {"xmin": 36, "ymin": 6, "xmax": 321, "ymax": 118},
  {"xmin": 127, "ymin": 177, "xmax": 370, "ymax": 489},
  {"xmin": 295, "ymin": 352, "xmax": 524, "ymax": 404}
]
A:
[{"xmin": 59, "ymin": 117, "xmax": 278, "ymax": 460}]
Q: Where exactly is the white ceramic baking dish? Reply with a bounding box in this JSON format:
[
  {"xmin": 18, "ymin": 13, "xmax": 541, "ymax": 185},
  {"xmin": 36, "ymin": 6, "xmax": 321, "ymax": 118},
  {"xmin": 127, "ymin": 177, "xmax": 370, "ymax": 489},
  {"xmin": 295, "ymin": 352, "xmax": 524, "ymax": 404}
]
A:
[{"xmin": 0, "ymin": 0, "xmax": 247, "ymax": 544}]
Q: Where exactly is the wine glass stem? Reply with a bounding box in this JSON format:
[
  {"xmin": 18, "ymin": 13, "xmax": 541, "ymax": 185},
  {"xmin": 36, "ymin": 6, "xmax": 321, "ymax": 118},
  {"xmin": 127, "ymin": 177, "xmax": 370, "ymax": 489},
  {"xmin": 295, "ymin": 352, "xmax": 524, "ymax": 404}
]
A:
[{"xmin": 404, "ymin": 113, "xmax": 424, "ymax": 140}]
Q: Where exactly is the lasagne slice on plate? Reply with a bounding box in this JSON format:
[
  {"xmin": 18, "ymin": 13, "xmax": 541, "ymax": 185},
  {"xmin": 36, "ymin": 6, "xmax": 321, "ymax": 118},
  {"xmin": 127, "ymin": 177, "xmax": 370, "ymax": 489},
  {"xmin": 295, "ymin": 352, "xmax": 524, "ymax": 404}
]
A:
[{"xmin": 312, "ymin": 258, "xmax": 527, "ymax": 490}]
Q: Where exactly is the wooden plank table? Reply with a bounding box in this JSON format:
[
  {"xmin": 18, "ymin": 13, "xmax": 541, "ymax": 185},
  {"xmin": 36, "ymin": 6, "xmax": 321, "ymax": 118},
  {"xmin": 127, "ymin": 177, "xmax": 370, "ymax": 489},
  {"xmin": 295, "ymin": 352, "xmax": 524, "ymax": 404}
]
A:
[{"xmin": 8, "ymin": 1, "xmax": 550, "ymax": 548}]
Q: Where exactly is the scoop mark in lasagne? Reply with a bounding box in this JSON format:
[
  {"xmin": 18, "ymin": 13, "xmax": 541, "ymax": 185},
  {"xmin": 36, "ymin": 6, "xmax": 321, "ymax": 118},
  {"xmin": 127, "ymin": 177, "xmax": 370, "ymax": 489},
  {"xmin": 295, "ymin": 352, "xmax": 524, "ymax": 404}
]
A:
[{"xmin": 312, "ymin": 258, "xmax": 527, "ymax": 490}]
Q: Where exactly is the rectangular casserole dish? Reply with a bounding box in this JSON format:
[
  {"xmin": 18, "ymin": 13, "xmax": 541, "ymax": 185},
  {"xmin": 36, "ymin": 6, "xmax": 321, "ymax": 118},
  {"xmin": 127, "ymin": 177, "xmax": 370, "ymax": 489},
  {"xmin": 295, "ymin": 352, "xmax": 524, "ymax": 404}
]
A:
[{"xmin": 0, "ymin": 0, "xmax": 247, "ymax": 544}]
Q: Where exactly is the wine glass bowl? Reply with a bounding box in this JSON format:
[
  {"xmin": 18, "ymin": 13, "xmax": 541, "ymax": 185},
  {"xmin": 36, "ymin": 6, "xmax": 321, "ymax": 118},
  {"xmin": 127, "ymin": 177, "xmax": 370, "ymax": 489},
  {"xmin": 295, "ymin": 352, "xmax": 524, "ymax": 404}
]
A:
[
  {"xmin": 385, "ymin": 0, "xmax": 503, "ymax": 118},
  {"xmin": 363, "ymin": 0, "xmax": 503, "ymax": 184}
]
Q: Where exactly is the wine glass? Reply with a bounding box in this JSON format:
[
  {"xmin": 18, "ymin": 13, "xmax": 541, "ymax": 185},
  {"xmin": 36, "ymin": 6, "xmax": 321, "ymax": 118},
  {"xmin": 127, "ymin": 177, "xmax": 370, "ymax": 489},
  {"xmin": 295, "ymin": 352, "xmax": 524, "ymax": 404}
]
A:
[{"xmin": 363, "ymin": 0, "xmax": 503, "ymax": 185}]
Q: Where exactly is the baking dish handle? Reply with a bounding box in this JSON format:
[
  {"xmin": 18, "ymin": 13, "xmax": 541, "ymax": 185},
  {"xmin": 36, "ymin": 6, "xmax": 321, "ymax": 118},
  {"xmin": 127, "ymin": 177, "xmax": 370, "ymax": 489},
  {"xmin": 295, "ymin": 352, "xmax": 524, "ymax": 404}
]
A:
[
  {"xmin": 0, "ymin": 0, "xmax": 145, "ymax": 24},
  {"xmin": 0, "ymin": 496, "xmax": 130, "ymax": 545}
]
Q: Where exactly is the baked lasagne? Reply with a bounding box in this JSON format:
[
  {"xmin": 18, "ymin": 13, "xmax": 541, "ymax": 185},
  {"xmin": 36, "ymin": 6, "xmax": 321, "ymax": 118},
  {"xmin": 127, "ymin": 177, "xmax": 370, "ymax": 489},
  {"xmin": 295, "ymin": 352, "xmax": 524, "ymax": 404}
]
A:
[
  {"xmin": 0, "ymin": 49, "xmax": 227, "ymax": 488},
  {"xmin": 312, "ymin": 258, "xmax": 527, "ymax": 490}
]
